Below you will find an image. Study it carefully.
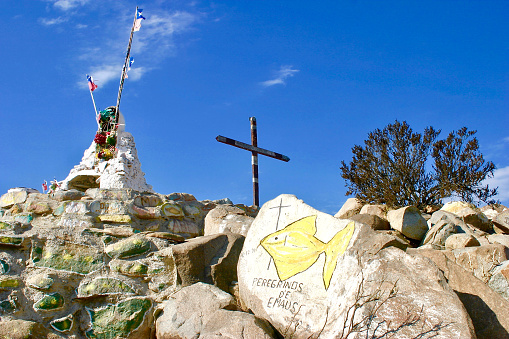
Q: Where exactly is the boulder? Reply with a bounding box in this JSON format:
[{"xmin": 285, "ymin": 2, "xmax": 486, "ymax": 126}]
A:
[
  {"xmin": 421, "ymin": 219, "xmax": 459, "ymax": 249},
  {"xmin": 493, "ymin": 210, "xmax": 509, "ymax": 234},
  {"xmin": 50, "ymin": 189, "xmax": 84, "ymax": 201},
  {"xmin": 0, "ymin": 190, "xmax": 28, "ymax": 208},
  {"xmin": 441, "ymin": 201, "xmax": 492, "ymax": 232},
  {"xmin": 449, "ymin": 244, "xmax": 509, "ymax": 283},
  {"xmin": 155, "ymin": 282, "xmax": 237, "ymax": 339},
  {"xmin": 238, "ymin": 194, "xmax": 475, "ymax": 338},
  {"xmin": 488, "ymin": 260, "xmax": 509, "ymax": 301},
  {"xmin": 445, "ymin": 233, "xmax": 480, "ymax": 250},
  {"xmin": 162, "ymin": 233, "xmax": 245, "ymax": 292},
  {"xmin": 488, "ymin": 234, "xmax": 509, "ymax": 248},
  {"xmin": 347, "ymin": 213, "xmax": 390, "ymax": 230},
  {"xmin": 200, "ymin": 309, "xmax": 277, "ymax": 338},
  {"xmin": 204, "ymin": 205, "xmax": 254, "ymax": 236},
  {"xmin": 409, "ymin": 248, "xmax": 509, "ymax": 339},
  {"xmin": 386, "ymin": 205, "xmax": 428, "ymax": 240},
  {"xmin": 359, "ymin": 204, "xmax": 388, "ymax": 220},
  {"xmin": 334, "ymin": 197, "xmax": 363, "ymax": 219}
]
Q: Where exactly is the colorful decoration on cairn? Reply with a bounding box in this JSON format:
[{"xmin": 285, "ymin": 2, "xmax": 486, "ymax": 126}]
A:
[{"xmin": 94, "ymin": 107, "xmax": 119, "ymax": 161}]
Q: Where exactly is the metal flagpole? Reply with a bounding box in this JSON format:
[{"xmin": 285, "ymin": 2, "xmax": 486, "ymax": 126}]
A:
[
  {"xmin": 89, "ymin": 90, "xmax": 99, "ymax": 124},
  {"xmin": 115, "ymin": 6, "xmax": 138, "ymax": 115}
]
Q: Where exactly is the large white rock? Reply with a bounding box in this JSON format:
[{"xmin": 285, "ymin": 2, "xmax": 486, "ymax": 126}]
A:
[
  {"xmin": 59, "ymin": 130, "xmax": 153, "ymax": 193},
  {"xmin": 238, "ymin": 194, "xmax": 475, "ymax": 338},
  {"xmin": 334, "ymin": 198, "xmax": 363, "ymax": 219}
]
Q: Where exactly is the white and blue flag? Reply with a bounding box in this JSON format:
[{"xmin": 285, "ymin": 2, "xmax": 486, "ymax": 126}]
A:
[{"xmin": 134, "ymin": 8, "xmax": 146, "ymax": 32}]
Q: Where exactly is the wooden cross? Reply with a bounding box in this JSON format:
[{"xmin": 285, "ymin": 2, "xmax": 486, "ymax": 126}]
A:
[{"xmin": 216, "ymin": 117, "xmax": 290, "ymax": 207}]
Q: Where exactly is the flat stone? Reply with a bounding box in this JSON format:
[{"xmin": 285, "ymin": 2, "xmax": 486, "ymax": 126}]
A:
[
  {"xmin": 86, "ymin": 297, "xmax": 152, "ymax": 339},
  {"xmin": 50, "ymin": 189, "xmax": 84, "ymax": 201},
  {"xmin": 27, "ymin": 273, "xmax": 54, "ymax": 290},
  {"xmin": 105, "ymin": 236, "xmax": 152, "ymax": 259},
  {"xmin": 0, "ymin": 319, "xmax": 62, "ymax": 339},
  {"xmin": 77, "ymin": 277, "xmax": 136, "ymax": 298},
  {"xmin": 131, "ymin": 205, "xmax": 161, "ymax": 219},
  {"xmin": 0, "ymin": 235, "xmax": 24, "ymax": 247},
  {"xmin": 167, "ymin": 192, "xmax": 197, "ymax": 201},
  {"xmin": 0, "ymin": 190, "xmax": 28, "ymax": 208},
  {"xmin": 0, "ymin": 276, "xmax": 20, "ymax": 289},
  {"xmin": 0, "ymin": 221, "xmax": 14, "ymax": 232},
  {"xmin": 89, "ymin": 200, "xmax": 126, "ymax": 215},
  {"xmin": 25, "ymin": 201, "xmax": 52, "ymax": 214},
  {"xmin": 109, "ymin": 259, "xmax": 149, "ymax": 277},
  {"xmin": 167, "ymin": 219, "xmax": 202, "ymax": 238},
  {"xmin": 86, "ymin": 188, "xmax": 134, "ymax": 201},
  {"xmin": 97, "ymin": 214, "xmax": 132, "ymax": 223},
  {"xmin": 33, "ymin": 292, "xmax": 64, "ymax": 311},
  {"xmin": 64, "ymin": 201, "xmax": 89, "ymax": 214},
  {"xmin": 31, "ymin": 241, "xmax": 104, "ymax": 274},
  {"xmin": 58, "ymin": 215, "xmax": 94, "ymax": 229},
  {"xmin": 13, "ymin": 213, "xmax": 33, "ymax": 225},
  {"xmin": 488, "ymin": 234, "xmax": 509, "ymax": 248},
  {"xmin": 359, "ymin": 204, "xmax": 389, "ymax": 220},
  {"xmin": 160, "ymin": 202, "xmax": 185, "ymax": 218},
  {"xmin": 144, "ymin": 231, "xmax": 185, "ymax": 243}
]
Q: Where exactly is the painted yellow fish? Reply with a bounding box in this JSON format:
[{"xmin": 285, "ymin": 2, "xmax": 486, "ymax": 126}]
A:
[{"xmin": 260, "ymin": 215, "xmax": 355, "ymax": 289}]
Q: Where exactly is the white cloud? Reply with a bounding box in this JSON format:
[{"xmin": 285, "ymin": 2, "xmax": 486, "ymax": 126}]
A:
[
  {"xmin": 484, "ymin": 165, "xmax": 509, "ymax": 202},
  {"xmin": 39, "ymin": 16, "xmax": 68, "ymax": 26},
  {"xmin": 52, "ymin": 0, "xmax": 90, "ymax": 11},
  {"xmin": 261, "ymin": 65, "xmax": 300, "ymax": 87}
]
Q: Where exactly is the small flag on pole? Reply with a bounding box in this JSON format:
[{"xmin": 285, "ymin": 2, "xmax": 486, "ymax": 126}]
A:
[
  {"xmin": 42, "ymin": 180, "xmax": 48, "ymax": 193},
  {"xmin": 134, "ymin": 8, "xmax": 145, "ymax": 32},
  {"xmin": 87, "ymin": 74, "xmax": 98, "ymax": 92},
  {"xmin": 125, "ymin": 57, "xmax": 134, "ymax": 79}
]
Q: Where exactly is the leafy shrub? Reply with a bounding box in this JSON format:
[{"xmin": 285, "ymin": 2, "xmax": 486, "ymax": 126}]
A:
[{"xmin": 340, "ymin": 121, "xmax": 498, "ymax": 209}]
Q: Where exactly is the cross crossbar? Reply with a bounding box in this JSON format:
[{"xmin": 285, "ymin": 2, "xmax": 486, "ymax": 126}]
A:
[
  {"xmin": 215, "ymin": 136, "xmax": 290, "ymax": 162},
  {"xmin": 216, "ymin": 117, "xmax": 290, "ymax": 207}
]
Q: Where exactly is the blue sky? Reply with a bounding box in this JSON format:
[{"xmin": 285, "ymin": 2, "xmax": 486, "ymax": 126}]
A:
[{"xmin": 1, "ymin": 0, "xmax": 508, "ymax": 214}]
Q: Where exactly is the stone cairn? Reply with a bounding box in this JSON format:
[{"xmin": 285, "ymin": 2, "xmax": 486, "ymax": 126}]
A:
[{"xmin": 0, "ymin": 186, "xmax": 509, "ymax": 338}]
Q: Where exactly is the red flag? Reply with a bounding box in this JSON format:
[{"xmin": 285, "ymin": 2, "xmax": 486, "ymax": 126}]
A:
[{"xmin": 87, "ymin": 74, "xmax": 98, "ymax": 92}]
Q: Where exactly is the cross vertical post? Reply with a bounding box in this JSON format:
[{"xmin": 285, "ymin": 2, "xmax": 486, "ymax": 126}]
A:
[{"xmin": 251, "ymin": 117, "xmax": 259, "ymax": 207}]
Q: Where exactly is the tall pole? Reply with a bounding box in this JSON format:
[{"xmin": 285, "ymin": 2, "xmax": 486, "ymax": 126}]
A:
[
  {"xmin": 115, "ymin": 7, "xmax": 138, "ymax": 115},
  {"xmin": 251, "ymin": 117, "xmax": 259, "ymax": 207},
  {"xmin": 89, "ymin": 90, "xmax": 99, "ymax": 127}
]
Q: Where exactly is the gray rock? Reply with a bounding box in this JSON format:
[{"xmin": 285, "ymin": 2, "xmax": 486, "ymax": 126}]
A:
[
  {"xmin": 204, "ymin": 205, "xmax": 254, "ymax": 236},
  {"xmin": 200, "ymin": 309, "xmax": 277, "ymax": 338},
  {"xmin": 50, "ymin": 189, "xmax": 84, "ymax": 202},
  {"xmin": 445, "ymin": 233, "xmax": 480, "ymax": 250},
  {"xmin": 334, "ymin": 197, "xmax": 363, "ymax": 219},
  {"xmin": 359, "ymin": 204, "xmax": 389, "ymax": 220},
  {"xmin": 421, "ymin": 219, "xmax": 459, "ymax": 249},
  {"xmin": 488, "ymin": 260, "xmax": 509, "ymax": 301},
  {"xmin": 387, "ymin": 206, "xmax": 428, "ymax": 240},
  {"xmin": 409, "ymin": 248, "xmax": 509, "ymax": 339},
  {"xmin": 488, "ymin": 234, "xmax": 509, "ymax": 248},
  {"xmin": 494, "ymin": 210, "xmax": 509, "ymax": 234},
  {"xmin": 348, "ymin": 213, "xmax": 390, "ymax": 230},
  {"xmin": 155, "ymin": 282, "xmax": 237, "ymax": 339}
]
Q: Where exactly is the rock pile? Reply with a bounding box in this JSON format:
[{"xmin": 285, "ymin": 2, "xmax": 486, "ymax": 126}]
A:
[{"xmin": 0, "ymin": 188, "xmax": 508, "ymax": 338}]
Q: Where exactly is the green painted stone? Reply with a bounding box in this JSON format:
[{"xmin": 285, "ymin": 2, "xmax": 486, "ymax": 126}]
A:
[
  {"xmin": 0, "ymin": 259, "xmax": 9, "ymax": 274},
  {"xmin": 0, "ymin": 276, "xmax": 20, "ymax": 289},
  {"xmin": 0, "ymin": 236, "xmax": 23, "ymax": 246},
  {"xmin": 109, "ymin": 259, "xmax": 149, "ymax": 277},
  {"xmin": 33, "ymin": 293, "xmax": 64, "ymax": 311},
  {"xmin": 27, "ymin": 274, "xmax": 54, "ymax": 290},
  {"xmin": 32, "ymin": 242, "xmax": 104, "ymax": 274},
  {"xmin": 50, "ymin": 314, "xmax": 73, "ymax": 332},
  {"xmin": 13, "ymin": 213, "xmax": 33, "ymax": 225},
  {"xmin": 105, "ymin": 237, "xmax": 151, "ymax": 259},
  {"xmin": 53, "ymin": 203, "xmax": 66, "ymax": 216},
  {"xmin": 161, "ymin": 202, "xmax": 184, "ymax": 218},
  {"xmin": 86, "ymin": 297, "xmax": 151, "ymax": 339},
  {"xmin": 77, "ymin": 277, "xmax": 135, "ymax": 298},
  {"xmin": 25, "ymin": 201, "xmax": 51, "ymax": 214},
  {"xmin": 0, "ymin": 221, "xmax": 13, "ymax": 232},
  {"xmin": 0, "ymin": 210, "xmax": 4, "ymax": 217}
]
